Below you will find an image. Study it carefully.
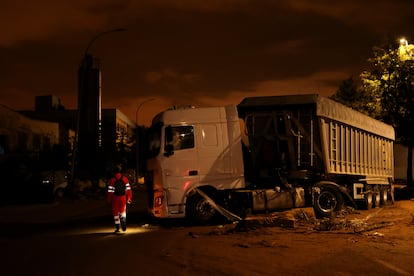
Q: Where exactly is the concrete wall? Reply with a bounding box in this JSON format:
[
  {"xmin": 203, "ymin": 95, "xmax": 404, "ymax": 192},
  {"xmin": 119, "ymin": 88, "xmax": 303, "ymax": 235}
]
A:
[{"xmin": 394, "ymin": 143, "xmax": 414, "ymax": 182}]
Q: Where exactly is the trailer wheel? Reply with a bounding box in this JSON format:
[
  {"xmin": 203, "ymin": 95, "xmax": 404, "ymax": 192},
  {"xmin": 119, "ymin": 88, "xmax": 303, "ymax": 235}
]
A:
[
  {"xmin": 366, "ymin": 188, "xmax": 381, "ymax": 209},
  {"xmin": 380, "ymin": 187, "xmax": 389, "ymax": 206},
  {"xmin": 186, "ymin": 193, "xmax": 218, "ymax": 225},
  {"xmin": 374, "ymin": 191, "xmax": 381, "ymax": 208},
  {"xmin": 365, "ymin": 192, "xmax": 373, "ymax": 210},
  {"xmin": 314, "ymin": 187, "xmax": 344, "ymax": 218}
]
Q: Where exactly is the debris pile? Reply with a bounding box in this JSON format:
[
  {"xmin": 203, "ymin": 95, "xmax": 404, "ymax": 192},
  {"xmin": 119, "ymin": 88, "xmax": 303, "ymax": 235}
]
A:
[{"xmin": 205, "ymin": 206, "xmax": 397, "ymax": 236}]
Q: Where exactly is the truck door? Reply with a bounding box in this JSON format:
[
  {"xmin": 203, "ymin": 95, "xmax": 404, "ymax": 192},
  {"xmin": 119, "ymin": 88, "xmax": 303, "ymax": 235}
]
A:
[{"xmin": 163, "ymin": 125, "xmax": 199, "ymax": 206}]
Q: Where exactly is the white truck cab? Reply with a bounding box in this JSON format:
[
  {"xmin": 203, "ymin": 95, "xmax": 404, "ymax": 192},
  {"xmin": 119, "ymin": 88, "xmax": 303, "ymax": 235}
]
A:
[{"xmin": 146, "ymin": 105, "xmax": 245, "ymax": 221}]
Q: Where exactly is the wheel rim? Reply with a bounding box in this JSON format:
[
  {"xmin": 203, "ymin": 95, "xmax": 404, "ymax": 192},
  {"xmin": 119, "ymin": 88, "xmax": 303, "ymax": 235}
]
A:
[
  {"xmin": 195, "ymin": 199, "xmax": 216, "ymax": 219},
  {"xmin": 317, "ymin": 190, "xmax": 338, "ymax": 213}
]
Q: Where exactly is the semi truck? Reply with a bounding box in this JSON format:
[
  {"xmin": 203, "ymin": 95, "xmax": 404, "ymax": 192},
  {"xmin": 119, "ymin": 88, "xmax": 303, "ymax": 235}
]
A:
[{"xmin": 145, "ymin": 94, "xmax": 395, "ymax": 224}]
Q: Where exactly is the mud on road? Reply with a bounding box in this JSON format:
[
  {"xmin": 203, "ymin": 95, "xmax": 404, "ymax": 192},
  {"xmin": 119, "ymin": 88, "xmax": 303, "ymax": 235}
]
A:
[{"xmin": 162, "ymin": 200, "xmax": 414, "ymax": 275}]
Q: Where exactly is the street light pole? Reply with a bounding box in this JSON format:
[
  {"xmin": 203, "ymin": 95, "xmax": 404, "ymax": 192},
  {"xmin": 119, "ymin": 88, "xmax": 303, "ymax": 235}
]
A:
[{"xmin": 135, "ymin": 98, "xmax": 155, "ymax": 184}]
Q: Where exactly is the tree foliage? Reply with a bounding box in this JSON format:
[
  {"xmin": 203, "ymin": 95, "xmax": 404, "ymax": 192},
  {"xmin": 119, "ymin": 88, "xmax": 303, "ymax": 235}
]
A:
[
  {"xmin": 361, "ymin": 39, "xmax": 414, "ymax": 132},
  {"xmin": 332, "ymin": 37, "xmax": 414, "ymax": 186},
  {"xmin": 330, "ymin": 76, "xmax": 378, "ymax": 117}
]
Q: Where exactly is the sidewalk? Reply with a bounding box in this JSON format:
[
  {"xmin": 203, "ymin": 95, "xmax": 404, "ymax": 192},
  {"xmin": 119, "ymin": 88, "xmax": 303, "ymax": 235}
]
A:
[
  {"xmin": 0, "ymin": 197, "xmax": 109, "ymax": 224},
  {"xmin": 0, "ymin": 188, "xmax": 148, "ymax": 224}
]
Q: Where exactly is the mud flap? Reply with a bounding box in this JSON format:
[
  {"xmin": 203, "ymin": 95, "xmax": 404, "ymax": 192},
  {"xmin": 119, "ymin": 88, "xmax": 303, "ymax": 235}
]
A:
[{"xmin": 194, "ymin": 188, "xmax": 242, "ymax": 222}]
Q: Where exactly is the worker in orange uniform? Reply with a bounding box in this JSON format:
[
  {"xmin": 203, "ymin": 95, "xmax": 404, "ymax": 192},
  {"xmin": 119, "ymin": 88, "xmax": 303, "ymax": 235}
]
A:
[{"xmin": 107, "ymin": 166, "xmax": 132, "ymax": 233}]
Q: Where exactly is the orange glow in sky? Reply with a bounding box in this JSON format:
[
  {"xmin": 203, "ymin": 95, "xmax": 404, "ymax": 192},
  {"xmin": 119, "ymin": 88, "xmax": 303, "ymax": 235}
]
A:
[{"xmin": 1, "ymin": 1, "xmax": 412, "ymax": 126}]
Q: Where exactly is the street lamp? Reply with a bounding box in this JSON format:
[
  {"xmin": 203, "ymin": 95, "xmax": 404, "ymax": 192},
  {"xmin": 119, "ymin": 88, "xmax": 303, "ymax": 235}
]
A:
[
  {"xmin": 400, "ymin": 37, "xmax": 408, "ymax": 47},
  {"xmin": 398, "ymin": 37, "xmax": 413, "ymax": 62},
  {"xmin": 83, "ymin": 28, "xmax": 127, "ymax": 58},
  {"xmin": 135, "ymin": 98, "xmax": 155, "ymax": 184},
  {"xmin": 71, "ymin": 28, "xmax": 126, "ymax": 185}
]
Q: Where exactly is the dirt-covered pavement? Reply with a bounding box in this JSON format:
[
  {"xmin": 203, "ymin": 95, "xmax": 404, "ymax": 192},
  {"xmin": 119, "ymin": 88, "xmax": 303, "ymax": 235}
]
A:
[
  {"xmin": 1, "ymin": 188, "xmax": 414, "ymax": 275},
  {"xmin": 164, "ymin": 200, "xmax": 414, "ymax": 275}
]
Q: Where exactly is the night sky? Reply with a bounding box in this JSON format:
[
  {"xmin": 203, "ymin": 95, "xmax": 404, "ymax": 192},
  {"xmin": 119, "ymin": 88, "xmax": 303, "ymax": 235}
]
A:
[{"xmin": 1, "ymin": 0, "xmax": 413, "ymax": 125}]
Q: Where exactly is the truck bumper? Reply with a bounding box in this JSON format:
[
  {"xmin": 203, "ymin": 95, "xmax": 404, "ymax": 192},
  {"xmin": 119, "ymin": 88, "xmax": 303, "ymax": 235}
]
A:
[{"xmin": 151, "ymin": 190, "xmax": 185, "ymax": 219}]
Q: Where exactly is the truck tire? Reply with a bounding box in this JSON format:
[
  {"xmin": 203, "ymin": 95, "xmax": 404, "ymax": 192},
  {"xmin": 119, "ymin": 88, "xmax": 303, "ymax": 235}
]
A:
[
  {"xmin": 314, "ymin": 187, "xmax": 344, "ymax": 219},
  {"xmin": 365, "ymin": 187, "xmax": 380, "ymax": 209},
  {"xmin": 374, "ymin": 191, "xmax": 381, "ymax": 208},
  {"xmin": 380, "ymin": 186, "xmax": 389, "ymax": 206},
  {"xmin": 365, "ymin": 192, "xmax": 373, "ymax": 210},
  {"xmin": 186, "ymin": 193, "xmax": 218, "ymax": 225}
]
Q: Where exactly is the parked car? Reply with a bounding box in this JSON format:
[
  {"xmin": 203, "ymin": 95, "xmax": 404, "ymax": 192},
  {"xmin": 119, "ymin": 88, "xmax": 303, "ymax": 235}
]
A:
[{"xmin": 41, "ymin": 170, "xmax": 68, "ymax": 199}]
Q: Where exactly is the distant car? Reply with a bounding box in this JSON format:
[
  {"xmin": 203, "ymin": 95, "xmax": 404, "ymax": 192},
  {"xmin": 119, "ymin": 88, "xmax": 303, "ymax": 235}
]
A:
[{"xmin": 41, "ymin": 170, "xmax": 68, "ymax": 198}]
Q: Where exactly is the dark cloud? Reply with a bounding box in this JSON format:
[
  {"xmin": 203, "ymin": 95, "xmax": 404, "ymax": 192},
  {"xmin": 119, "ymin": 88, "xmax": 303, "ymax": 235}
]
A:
[{"xmin": 1, "ymin": 0, "xmax": 413, "ymax": 124}]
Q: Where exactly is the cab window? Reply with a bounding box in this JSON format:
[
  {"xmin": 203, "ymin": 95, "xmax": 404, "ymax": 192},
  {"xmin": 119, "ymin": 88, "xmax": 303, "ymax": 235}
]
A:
[{"xmin": 167, "ymin": 126, "xmax": 194, "ymax": 150}]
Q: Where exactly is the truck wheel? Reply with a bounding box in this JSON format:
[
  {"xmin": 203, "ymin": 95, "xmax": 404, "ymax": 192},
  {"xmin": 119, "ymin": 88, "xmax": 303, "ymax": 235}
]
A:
[
  {"xmin": 373, "ymin": 192, "xmax": 380, "ymax": 208},
  {"xmin": 380, "ymin": 187, "xmax": 389, "ymax": 206},
  {"xmin": 314, "ymin": 187, "xmax": 344, "ymax": 218},
  {"xmin": 186, "ymin": 193, "xmax": 217, "ymax": 225},
  {"xmin": 365, "ymin": 192, "xmax": 373, "ymax": 210}
]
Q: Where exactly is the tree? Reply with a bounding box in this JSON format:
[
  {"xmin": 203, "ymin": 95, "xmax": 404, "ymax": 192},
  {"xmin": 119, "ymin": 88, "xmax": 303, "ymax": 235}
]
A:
[
  {"xmin": 332, "ymin": 38, "xmax": 414, "ymax": 187},
  {"xmin": 360, "ymin": 38, "xmax": 414, "ymax": 187},
  {"xmin": 330, "ymin": 76, "xmax": 376, "ymax": 116}
]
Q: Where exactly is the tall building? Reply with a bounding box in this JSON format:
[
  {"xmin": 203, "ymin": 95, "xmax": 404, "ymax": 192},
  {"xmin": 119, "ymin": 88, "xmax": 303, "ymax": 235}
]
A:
[{"xmin": 77, "ymin": 54, "xmax": 102, "ymax": 180}]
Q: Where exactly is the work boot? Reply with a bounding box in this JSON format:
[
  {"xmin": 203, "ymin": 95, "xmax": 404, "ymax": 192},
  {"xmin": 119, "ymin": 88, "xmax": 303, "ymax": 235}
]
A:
[
  {"xmin": 120, "ymin": 217, "xmax": 127, "ymax": 231},
  {"xmin": 114, "ymin": 224, "xmax": 120, "ymax": 233}
]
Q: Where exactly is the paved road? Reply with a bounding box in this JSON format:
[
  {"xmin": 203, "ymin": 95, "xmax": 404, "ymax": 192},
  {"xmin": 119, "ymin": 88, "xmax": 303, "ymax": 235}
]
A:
[{"xmin": 2, "ymin": 188, "xmax": 414, "ymax": 276}]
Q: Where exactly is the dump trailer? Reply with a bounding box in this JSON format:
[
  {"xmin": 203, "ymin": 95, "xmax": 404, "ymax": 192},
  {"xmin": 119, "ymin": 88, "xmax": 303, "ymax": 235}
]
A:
[{"xmin": 145, "ymin": 94, "xmax": 395, "ymax": 223}]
